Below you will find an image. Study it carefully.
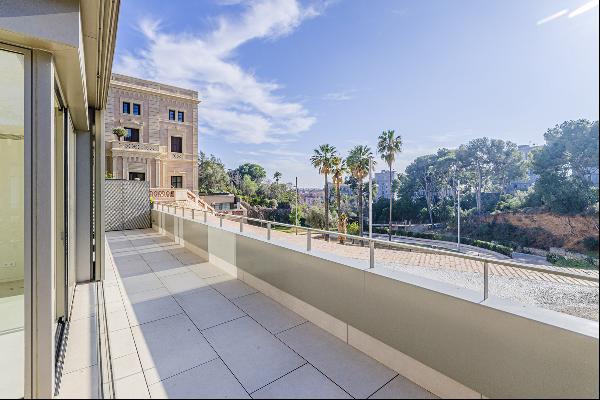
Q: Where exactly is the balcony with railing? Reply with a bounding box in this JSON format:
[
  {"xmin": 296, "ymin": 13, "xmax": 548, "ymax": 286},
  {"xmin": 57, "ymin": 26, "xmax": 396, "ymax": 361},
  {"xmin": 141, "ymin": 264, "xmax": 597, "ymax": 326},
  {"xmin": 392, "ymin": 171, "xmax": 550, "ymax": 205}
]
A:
[
  {"xmin": 60, "ymin": 204, "xmax": 599, "ymax": 399},
  {"xmin": 110, "ymin": 140, "xmax": 162, "ymax": 154}
]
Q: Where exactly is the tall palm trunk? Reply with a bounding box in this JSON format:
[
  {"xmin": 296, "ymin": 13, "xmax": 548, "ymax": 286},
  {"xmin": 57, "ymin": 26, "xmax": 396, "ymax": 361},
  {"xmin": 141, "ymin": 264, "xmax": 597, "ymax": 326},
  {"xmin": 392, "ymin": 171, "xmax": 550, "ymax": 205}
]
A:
[
  {"xmin": 324, "ymin": 173, "xmax": 329, "ymax": 235},
  {"xmin": 358, "ymin": 180, "xmax": 363, "ymax": 237},
  {"xmin": 336, "ymin": 184, "xmax": 341, "ymax": 216},
  {"xmin": 388, "ymin": 165, "xmax": 393, "ymax": 240}
]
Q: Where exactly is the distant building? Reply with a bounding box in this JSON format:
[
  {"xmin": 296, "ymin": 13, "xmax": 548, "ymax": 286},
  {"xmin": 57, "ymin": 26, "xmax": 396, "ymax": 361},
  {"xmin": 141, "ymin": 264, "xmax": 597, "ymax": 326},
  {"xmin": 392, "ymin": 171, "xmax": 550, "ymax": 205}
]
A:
[
  {"xmin": 104, "ymin": 74, "xmax": 199, "ymax": 191},
  {"xmin": 375, "ymin": 170, "xmax": 396, "ymax": 200},
  {"xmin": 339, "ymin": 183, "xmax": 353, "ymax": 196},
  {"xmin": 299, "ymin": 188, "xmax": 325, "ymax": 206}
]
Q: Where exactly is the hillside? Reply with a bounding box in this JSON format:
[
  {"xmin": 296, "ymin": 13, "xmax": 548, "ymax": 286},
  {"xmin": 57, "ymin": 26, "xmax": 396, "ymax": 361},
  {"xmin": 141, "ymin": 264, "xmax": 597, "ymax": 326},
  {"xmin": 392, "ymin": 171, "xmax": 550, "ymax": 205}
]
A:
[{"xmin": 462, "ymin": 211, "xmax": 599, "ymax": 254}]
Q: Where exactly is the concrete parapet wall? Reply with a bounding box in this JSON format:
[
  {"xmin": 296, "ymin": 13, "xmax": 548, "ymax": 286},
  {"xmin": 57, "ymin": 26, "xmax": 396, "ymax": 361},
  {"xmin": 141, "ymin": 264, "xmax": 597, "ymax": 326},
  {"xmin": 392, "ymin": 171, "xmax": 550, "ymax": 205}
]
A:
[{"xmin": 151, "ymin": 209, "xmax": 599, "ymax": 399}]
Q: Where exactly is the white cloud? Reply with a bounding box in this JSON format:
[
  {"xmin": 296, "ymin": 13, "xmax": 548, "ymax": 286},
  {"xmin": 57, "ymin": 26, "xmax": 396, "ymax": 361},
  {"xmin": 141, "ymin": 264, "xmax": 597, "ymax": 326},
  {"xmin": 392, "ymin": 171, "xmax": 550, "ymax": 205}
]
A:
[
  {"xmin": 114, "ymin": 0, "xmax": 323, "ymax": 144},
  {"xmin": 323, "ymin": 90, "xmax": 356, "ymax": 101},
  {"xmin": 536, "ymin": 9, "xmax": 569, "ymax": 25},
  {"xmin": 568, "ymin": 0, "xmax": 599, "ymax": 18}
]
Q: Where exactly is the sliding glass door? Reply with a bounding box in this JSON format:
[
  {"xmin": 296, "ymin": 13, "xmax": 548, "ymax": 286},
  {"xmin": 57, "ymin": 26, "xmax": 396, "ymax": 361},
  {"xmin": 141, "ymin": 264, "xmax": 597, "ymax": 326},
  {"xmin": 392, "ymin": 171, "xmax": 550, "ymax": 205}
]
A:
[{"xmin": 0, "ymin": 44, "xmax": 26, "ymax": 399}]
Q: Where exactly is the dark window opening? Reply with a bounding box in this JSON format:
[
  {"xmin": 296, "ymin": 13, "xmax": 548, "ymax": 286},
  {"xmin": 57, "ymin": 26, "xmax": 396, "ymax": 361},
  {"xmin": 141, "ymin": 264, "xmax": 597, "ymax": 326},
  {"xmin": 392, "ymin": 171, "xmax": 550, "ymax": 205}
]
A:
[
  {"xmin": 124, "ymin": 127, "xmax": 140, "ymax": 142},
  {"xmin": 177, "ymin": 111, "xmax": 184, "ymax": 122},
  {"xmin": 171, "ymin": 136, "xmax": 183, "ymax": 153},
  {"xmin": 169, "ymin": 109, "xmax": 176, "ymax": 121},
  {"xmin": 129, "ymin": 172, "xmax": 145, "ymax": 181},
  {"xmin": 171, "ymin": 176, "xmax": 183, "ymax": 188},
  {"xmin": 133, "ymin": 103, "xmax": 141, "ymax": 115},
  {"xmin": 122, "ymin": 101, "xmax": 131, "ymax": 114}
]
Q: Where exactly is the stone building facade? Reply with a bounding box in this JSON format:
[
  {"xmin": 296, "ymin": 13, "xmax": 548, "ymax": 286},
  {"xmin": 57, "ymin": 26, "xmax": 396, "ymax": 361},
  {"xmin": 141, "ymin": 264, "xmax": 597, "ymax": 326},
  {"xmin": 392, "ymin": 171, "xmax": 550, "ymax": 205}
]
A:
[{"xmin": 104, "ymin": 74, "xmax": 199, "ymax": 191}]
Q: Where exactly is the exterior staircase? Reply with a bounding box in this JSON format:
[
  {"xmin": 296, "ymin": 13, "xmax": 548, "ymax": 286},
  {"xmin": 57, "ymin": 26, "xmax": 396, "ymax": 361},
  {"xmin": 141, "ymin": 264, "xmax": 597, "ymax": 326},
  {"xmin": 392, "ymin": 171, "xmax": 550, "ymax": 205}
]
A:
[{"xmin": 150, "ymin": 188, "xmax": 215, "ymax": 212}]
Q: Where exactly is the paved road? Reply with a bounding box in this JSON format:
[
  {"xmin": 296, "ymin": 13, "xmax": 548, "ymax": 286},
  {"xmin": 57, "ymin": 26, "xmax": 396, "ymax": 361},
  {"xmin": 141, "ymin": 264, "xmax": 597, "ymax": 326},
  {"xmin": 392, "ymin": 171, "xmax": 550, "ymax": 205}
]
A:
[
  {"xmin": 512, "ymin": 252, "xmax": 552, "ymax": 266},
  {"xmin": 370, "ymin": 232, "xmax": 509, "ymax": 259}
]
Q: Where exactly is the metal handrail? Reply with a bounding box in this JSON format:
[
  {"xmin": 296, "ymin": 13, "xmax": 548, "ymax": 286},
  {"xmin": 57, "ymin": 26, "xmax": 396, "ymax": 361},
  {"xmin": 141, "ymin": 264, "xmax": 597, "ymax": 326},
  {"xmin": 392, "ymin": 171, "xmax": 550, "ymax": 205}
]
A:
[{"xmin": 154, "ymin": 204, "xmax": 599, "ymax": 290}]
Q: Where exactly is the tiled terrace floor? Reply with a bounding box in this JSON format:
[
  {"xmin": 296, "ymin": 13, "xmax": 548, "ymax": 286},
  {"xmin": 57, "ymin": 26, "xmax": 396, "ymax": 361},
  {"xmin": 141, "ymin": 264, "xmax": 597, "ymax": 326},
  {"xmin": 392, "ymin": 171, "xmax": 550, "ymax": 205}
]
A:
[{"xmin": 104, "ymin": 229, "xmax": 436, "ymax": 399}]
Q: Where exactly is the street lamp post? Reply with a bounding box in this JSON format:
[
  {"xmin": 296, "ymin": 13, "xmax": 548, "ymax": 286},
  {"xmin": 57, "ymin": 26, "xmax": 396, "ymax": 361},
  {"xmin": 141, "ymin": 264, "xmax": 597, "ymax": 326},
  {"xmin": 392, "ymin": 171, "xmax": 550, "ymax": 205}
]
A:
[
  {"xmin": 457, "ymin": 178, "xmax": 461, "ymax": 251},
  {"xmin": 368, "ymin": 156, "xmax": 373, "ymax": 239},
  {"xmin": 295, "ymin": 176, "xmax": 299, "ymax": 235}
]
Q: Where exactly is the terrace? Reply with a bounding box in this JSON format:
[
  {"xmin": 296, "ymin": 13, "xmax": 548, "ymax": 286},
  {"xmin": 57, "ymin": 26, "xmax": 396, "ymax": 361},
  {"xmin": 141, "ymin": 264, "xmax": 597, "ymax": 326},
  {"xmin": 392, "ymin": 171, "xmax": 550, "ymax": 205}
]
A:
[{"xmin": 58, "ymin": 206, "xmax": 598, "ymax": 399}]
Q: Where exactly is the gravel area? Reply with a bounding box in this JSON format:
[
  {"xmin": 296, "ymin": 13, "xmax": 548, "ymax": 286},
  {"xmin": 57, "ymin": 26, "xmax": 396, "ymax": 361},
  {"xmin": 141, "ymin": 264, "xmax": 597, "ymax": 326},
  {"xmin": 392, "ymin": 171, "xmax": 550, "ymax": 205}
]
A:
[{"xmin": 380, "ymin": 262, "xmax": 599, "ymax": 322}]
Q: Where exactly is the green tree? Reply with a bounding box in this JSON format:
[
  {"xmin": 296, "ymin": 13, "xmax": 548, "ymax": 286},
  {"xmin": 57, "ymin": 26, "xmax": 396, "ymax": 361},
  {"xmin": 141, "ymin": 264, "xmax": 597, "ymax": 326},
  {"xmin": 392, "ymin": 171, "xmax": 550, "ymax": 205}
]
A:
[
  {"xmin": 273, "ymin": 171, "xmax": 282, "ymax": 184},
  {"xmin": 488, "ymin": 140, "xmax": 526, "ymax": 194},
  {"xmin": 311, "ymin": 144, "xmax": 338, "ymax": 234},
  {"xmin": 377, "ymin": 130, "xmax": 402, "ymax": 239},
  {"xmin": 531, "ymin": 119, "xmax": 599, "ymax": 213},
  {"xmin": 405, "ymin": 154, "xmax": 437, "ymax": 227},
  {"xmin": 346, "ymin": 145, "xmax": 373, "ymax": 236},
  {"xmin": 197, "ymin": 152, "xmax": 232, "ymax": 194},
  {"xmin": 331, "ymin": 156, "xmax": 348, "ymax": 238},
  {"xmin": 457, "ymin": 138, "xmax": 494, "ymax": 214},
  {"xmin": 239, "ymin": 174, "xmax": 258, "ymax": 197},
  {"xmin": 234, "ymin": 163, "xmax": 267, "ymax": 183}
]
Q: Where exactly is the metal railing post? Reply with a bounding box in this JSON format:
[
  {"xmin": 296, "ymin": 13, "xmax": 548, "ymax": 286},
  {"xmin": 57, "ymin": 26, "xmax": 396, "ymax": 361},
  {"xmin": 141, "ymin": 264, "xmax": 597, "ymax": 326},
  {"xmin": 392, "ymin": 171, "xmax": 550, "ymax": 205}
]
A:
[
  {"xmin": 240, "ymin": 217, "xmax": 244, "ymax": 232},
  {"xmin": 267, "ymin": 222, "xmax": 271, "ymax": 240},
  {"xmin": 204, "ymin": 210, "xmax": 207, "ymax": 223},
  {"xmin": 191, "ymin": 208, "xmax": 195, "ymax": 220},
  {"xmin": 182, "ymin": 207, "xmax": 185, "ymax": 217},
  {"xmin": 219, "ymin": 215, "xmax": 223, "ymax": 227},
  {"xmin": 307, "ymin": 229, "xmax": 311, "ymax": 251},
  {"xmin": 483, "ymin": 261, "xmax": 489, "ymax": 300},
  {"xmin": 369, "ymin": 240, "xmax": 375, "ymax": 269}
]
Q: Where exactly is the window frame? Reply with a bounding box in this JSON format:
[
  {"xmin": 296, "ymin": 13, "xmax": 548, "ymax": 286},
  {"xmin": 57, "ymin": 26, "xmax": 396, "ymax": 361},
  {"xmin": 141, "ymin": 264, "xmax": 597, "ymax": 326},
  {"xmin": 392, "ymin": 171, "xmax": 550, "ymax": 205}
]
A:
[
  {"xmin": 168, "ymin": 109, "xmax": 176, "ymax": 121},
  {"xmin": 122, "ymin": 101, "xmax": 131, "ymax": 114},
  {"xmin": 171, "ymin": 175, "xmax": 183, "ymax": 188},
  {"xmin": 124, "ymin": 127, "xmax": 140, "ymax": 142},
  {"xmin": 177, "ymin": 111, "xmax": 185, "ymax": 122},
  {"xmin": 132, "ymin": 103, "xmax": 141, "ymax": 116},
  {"xmin": 170, "ymin": 136, "xmax": 183, "ymax": 153}
]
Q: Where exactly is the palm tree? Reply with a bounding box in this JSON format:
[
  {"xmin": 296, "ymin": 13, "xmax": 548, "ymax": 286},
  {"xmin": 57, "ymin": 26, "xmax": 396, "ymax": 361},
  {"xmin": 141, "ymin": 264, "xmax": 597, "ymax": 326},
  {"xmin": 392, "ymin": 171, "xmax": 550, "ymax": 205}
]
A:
[
  {"xmin": 273, "ymin": 171, "xmax": 282, "ymax": 184},
  {"xmin": 331, "ymin": 156, "xmax": 346, "ymax": 216},
  {"xmin": 331, "ymin": 156, "xmax": 347, "ymax": 242},
  {"xmin": 377, "ymin": 130, "xmax": 403, "ymax": 240},
  {"xmin": 311, "ymin": 144, "xmax": 338, "ymax": 233},
  {"xmin": 346, "ymin": 145, "xmax": 373, "ymax": 237}
]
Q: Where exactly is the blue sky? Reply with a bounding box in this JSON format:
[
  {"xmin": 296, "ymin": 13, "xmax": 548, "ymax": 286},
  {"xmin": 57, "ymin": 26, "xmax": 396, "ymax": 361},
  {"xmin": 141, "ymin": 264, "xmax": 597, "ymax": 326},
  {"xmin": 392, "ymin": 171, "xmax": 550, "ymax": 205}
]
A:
[{"xmin": 113, "ymin": 0, "xmax": 599, "ymax": 187}]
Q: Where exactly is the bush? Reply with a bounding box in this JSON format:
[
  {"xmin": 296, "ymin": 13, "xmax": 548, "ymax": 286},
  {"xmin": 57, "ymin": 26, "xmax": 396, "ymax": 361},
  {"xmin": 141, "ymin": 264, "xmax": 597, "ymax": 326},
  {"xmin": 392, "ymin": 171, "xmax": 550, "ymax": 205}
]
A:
[
  {"xmin": 112, "ymin": 127, "xmax": 127, "ymax": 140},
  {"xmin": 305, "ymin": 206, "xmax": 335, "ymax": 230},
  {"xmin": 347, "ymin": 221, "xmax": 360, "ymax": 236},
  {"xmin": 582, "ymin": 236, "xmax": 599, "ymax": 252},
  {"xmin": 546, "ymin": 254, "xmax": 598, "ymax": 270}
]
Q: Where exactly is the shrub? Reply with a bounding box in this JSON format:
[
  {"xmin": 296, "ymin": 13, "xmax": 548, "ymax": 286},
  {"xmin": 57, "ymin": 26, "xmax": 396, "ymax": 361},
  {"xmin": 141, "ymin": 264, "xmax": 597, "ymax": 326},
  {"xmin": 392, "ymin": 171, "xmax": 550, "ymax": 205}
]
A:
[
  {"xmin": 305, "ymin": 206, "xmax": 335, "ymax": 230},
  {"xmin": 582, "ymin": 236, "xmax": 599, "ymax": 252},
  {"xmin": 547, "ymin": 254, "xmax": 598, "ymax": 270},
  {"xmin": 347, "ymin": 221, "xmax": 360, "ymax": 236},
  {"xmin": 112, "ymin": 127, "xmax": 127, "ymax": 141}
]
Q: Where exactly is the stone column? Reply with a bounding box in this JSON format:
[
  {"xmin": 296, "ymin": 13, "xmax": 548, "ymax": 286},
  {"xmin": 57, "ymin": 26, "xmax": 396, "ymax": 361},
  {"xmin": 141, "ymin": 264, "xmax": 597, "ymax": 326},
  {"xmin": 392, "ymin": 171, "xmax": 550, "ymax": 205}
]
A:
[
  {"xmin": 112, "ymin": 157, "xmax": 117, "ymax": 178},
  {"xmin": 146, "ymin": 158, "xmax": 152, "ymax": 184},
  {"xmin": 155, "ymin": 159, "xmax": 161, "ymax": 187},
  {"xmin": 123, "ymin": 156, "xmax": 129, "ymax": 180}
]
